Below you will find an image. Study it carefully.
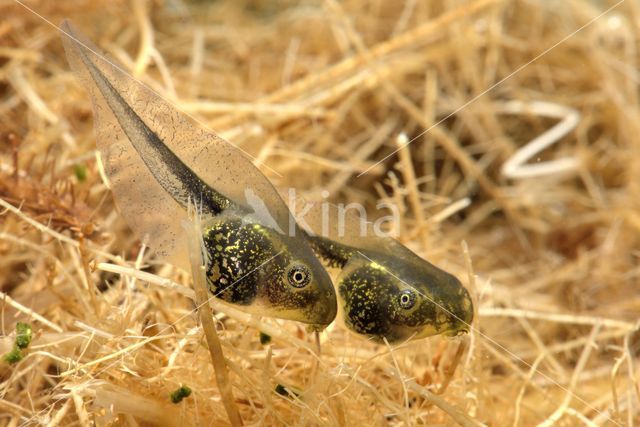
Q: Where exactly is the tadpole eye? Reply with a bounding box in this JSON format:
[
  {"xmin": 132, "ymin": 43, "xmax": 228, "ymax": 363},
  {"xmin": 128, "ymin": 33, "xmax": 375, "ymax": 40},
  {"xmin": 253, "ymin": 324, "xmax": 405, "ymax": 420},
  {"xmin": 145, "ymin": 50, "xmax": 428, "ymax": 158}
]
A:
[
  {"xmin": 398, "ymin": 289, "xmax": 417, "ymax": 309},
  {"xmin": 287, "ymin": 265, "xmax": 311, "ymax": 288}
]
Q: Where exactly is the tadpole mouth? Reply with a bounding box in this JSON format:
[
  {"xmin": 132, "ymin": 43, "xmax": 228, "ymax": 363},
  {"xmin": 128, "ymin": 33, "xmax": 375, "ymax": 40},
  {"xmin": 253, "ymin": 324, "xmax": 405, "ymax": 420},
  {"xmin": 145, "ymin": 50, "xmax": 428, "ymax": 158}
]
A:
[
  {"xmin": 304, "ymin": 288, "xmax": 337, "ymax": 326},
  {"xmin": 439, "ymin": 289, "xmax": 474, "ymax": 338},
  {"xmin": 443, "ymin": 324, "xmax": 470, "ymax": 337},
  {"xmin": 306, "ymin": 323, "xmax": 328, "ymax": 333},
  {"xmin": 307, "ymin": 264, "xmax": 338, "ymax": 326},
  {"xmin": 319, "ymin": 292, "xmax": 338, "ymax": 325}
]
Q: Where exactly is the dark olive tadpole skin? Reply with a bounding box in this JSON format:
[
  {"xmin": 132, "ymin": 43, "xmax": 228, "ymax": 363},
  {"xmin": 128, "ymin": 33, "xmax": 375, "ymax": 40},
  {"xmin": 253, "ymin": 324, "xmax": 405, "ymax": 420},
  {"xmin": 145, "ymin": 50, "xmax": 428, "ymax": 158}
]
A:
[
  {"xmin": 309, "ymin": 235, "xmax": 474, "ymax": 343},
  {"xmin": 202, "ymin": 218, "xmax": 333, "ymax": 323},
  {"xmin": 203, "ymin": 219, "xmax": 273, "ymax": 305},
  {"xmin": 338, "ymin": 264, "xmax": 399, "ymax": 340}
]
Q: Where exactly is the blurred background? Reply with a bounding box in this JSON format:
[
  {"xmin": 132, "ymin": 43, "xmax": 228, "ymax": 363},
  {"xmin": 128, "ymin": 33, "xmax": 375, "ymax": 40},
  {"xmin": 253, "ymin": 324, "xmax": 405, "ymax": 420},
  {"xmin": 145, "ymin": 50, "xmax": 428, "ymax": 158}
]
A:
[{"xmin": 0, "ymin": 0, "xmax": 638, "ymax": 425}]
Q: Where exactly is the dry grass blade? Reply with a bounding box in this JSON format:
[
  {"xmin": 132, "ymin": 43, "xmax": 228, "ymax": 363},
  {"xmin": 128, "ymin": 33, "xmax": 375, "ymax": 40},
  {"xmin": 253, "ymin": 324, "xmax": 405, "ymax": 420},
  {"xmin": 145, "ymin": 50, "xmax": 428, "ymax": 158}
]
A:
[
  {"xmin": 1, "ymin": 0, "xmax": 639, "ymax": 425},
  {"xmin": 183, "ymin": 210, "xmax": 242, "ymax": 426}
]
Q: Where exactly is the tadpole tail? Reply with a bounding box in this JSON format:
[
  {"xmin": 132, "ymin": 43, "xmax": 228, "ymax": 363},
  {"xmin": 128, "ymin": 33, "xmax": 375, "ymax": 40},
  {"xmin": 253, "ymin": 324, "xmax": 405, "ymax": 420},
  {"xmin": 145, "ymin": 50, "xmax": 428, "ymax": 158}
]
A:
[{"xmin": 60, "ymin": 20, "xmax": 228, "ymax": 216}]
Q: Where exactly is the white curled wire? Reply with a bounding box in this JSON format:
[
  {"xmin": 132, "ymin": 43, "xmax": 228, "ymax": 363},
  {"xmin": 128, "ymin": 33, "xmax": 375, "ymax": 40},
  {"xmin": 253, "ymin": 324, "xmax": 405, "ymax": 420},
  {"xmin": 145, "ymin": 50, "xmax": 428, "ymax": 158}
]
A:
[{"xmin": 499, "ymin": 101, "xmax": 581, "ymax": 179}]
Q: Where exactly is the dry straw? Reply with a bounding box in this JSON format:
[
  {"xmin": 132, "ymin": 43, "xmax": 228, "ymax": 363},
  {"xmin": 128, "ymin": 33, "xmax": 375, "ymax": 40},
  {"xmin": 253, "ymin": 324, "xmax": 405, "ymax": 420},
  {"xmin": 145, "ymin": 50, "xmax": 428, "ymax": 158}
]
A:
[{"xmin": 1, "ymin": 0, "xmax": 639, "ymax": 425}]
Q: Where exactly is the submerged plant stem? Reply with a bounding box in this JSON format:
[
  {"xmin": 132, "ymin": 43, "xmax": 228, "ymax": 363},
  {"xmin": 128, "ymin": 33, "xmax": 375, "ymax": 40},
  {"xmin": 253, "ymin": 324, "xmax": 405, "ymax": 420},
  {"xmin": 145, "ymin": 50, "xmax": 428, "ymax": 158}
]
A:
[{"xmin": 184, "ymin": 217, "xmax": 243, "ymax": 427}]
